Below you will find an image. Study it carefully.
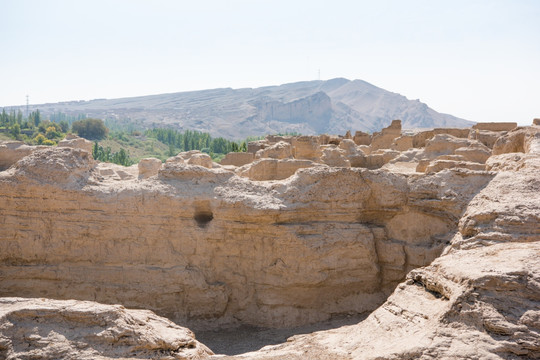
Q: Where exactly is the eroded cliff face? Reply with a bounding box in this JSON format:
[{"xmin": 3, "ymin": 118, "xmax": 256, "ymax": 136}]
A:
[
  {"xmin": 239, "ymin": 155, "xmax": 540, "ymax": 360},
  {"xmin": 1, "ymin": 121, "xmax": 539, "ymax": 359},
  {"xmin": 0, "ymin": 148, "xmax": 492, "ymax": 329}
]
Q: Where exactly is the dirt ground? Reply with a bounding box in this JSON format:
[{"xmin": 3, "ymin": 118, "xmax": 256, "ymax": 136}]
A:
[{"xmin": 195, "ymin": 313, "xmax": 368, "ymax": 357}]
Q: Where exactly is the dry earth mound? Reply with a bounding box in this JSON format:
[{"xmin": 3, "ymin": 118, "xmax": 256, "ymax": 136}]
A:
[{"xmin": 0, "ymin": 297, "xmax": 212, "ymax": 360}]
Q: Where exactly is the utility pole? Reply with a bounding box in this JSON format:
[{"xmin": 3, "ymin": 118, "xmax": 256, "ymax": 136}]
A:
[{"xmin": 26, "ymin": 95, "xmax": 29, "ymax": 117}]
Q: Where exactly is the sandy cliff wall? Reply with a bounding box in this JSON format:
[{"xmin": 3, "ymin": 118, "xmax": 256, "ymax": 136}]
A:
[
  {"xmin": 0, "ymin": 147, "xmax": 493, "ymax": 329},
  {"xmin": 244, "ymin": 150, "xmax": 540, "ymax": 360}
]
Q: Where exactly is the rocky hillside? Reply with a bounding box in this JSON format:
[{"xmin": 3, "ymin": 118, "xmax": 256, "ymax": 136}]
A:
[{"xmin": 25, "ymin": 78, "xmax": 473, "ymax": 139}]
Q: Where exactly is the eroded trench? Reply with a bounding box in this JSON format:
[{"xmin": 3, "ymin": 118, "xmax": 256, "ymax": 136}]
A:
[
  {"xmin": 183, "ymin": 204, "xmax": 462, "ymax": 355},
  {"xmin": 196, "ymin": 313, "xmax": 369, "ymax": 356},
  {"xmin": 182, "ymin": 173, "xmax": 492, "ymax": 355}
]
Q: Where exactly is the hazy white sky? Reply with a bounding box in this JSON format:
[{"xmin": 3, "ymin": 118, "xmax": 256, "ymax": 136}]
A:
[{"xmin": 1, "ymin": 0, "xmax": 539, "ymax": 124}]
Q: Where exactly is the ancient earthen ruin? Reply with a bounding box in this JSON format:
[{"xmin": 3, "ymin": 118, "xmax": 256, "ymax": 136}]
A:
[{"xmin": 1, "ymin": 120, "xmax": 539, "ymax": 359}]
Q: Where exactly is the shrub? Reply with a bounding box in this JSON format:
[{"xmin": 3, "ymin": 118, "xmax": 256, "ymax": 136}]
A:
[
  {"xmin": 72, "ymin": 118, "xmax": 108, "ymax": 140},
  {"xmin": 9, "ymin": 124, "xmax": 20, "ymax": 138},
  {"xmin": 34, "ymin": 134, "xmax": 46, "ymax": 145},
  {"xmin": 38, "ymin": 121, "xmax": 61, "ymax": 134},
  {"xmin": 45, "ymin": 126, "xmax": 61, "ymax": 139}
]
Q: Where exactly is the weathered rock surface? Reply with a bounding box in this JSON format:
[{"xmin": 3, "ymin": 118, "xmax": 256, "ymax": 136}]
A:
[
  {"xmin": 220, "ymin": 152, "xmax": 255, "ymax": 167},
  {"xmin": 57, "ymin": 135, "xmax": 94, "ymax": 153},
  {"xmin": 97, "ymin": 162, "xmax": 139, "ymax": 180},
  {"xmin": 222, "ymin": 131, "xmax": 540, "ymax": 360},
  {"xmin": 424, "ymin": 134, "xmax": 478, "ymax": 158},
  {"xmin": 370, "ymin": 119, "xmax": 402, "ymax": 150},
  {"xmin": 320, "ymin": 146, "xmax": 350, "ymax": 167},
  {"xmin": 8, "ymin": 146, "xmax": 96, "ymax": 187},
  {"xmin": 391, "ymin": 134, "xmax": 414, "ymax": 151},
  {"xmin": 290, "ymin": 135, "xmax": 322, "ymax": 160},
  {"xmin": 492, "ymin": 126, "xmax": 540, "ymax": 156},
  {"xmin": 0, "ymin": 143, "xmax": 495, "ymax": 330},
  {"xmin": 236, "ymin": 158, "xmax": 321, "ymax": 181},
  {"xmin": 221, "ymin": 120, "xmax": 503, "ymax": 173},
  {"xmin": 1, "ymin": 124, "xmax": 539, "ymax": 359},
  {"xmin": 255, "ymin": 141, "xmax": 293, "ymax": 159},
  {"xmin": 138, "ymin": 157, "xmax": 163, "ymax": 179},
  {"xmin": 454, "ymin": 143, "xmax": 491, "ymax": 163},
  {"xmin": 424, "ymin": 159, "xmax": 486, "ymax": 173},
  {"xmin": 0, "ymin": 297, "xmax": 212, "ymax": 360},
  {"xmin": 472, "ymin": 121, "xmax": 518, "ymax": 131},
  {"xmin": 469, "ymin": 128, "xmax": 505, "ymax": 148},
  {"xmin": 187, "ymin": 153, "xmax": 214, "ymax": 168},
  {"xmin": 0, "ymin": 141, "xmax": 45, "ymax": 171},
  {"xmin": 337, "ymin": 139, "xmax": 358, "ymax": 156},
  {"xmin": 412, "ymin": 128, "xmax": 469, "ymax": 148},
  {"xmin": 166, "ymin": 150, "xmax": 215, "ymax": 169},
  {"xmin": 243, "ymin": 241, "xmax": 539, "ymax": 360},
  {"xmin": 353, "ymin": 131, "xmax": 371, "ymax": 145}
]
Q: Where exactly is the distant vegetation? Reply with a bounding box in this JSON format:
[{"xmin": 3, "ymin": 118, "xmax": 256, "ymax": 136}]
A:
[
  {"xmin": 0, "ymin": 109, "xmax": 262, "ymax": 166},
  {"xmin": 0, "ymin": 108, "xmax": 68, "ymax": 146},
  {"xmin": 145, "ymin": 128, "xmax": 247, "ymax": 161},
  {"xmin": 72, "ymin": 118, "xmax": 108, "ymax": 140},
  {"xmin": 92, "ymin": 142, "xmax": 133, "ymax": 166}
]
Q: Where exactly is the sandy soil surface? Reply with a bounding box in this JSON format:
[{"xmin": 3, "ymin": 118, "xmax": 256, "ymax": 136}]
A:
[{"xmin": 195, "ymin": 313, "xmax": 368, "ymax": 356}]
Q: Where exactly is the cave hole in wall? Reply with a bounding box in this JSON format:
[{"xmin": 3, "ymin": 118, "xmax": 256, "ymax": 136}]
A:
[
  {"xmin": 194, "ymin": 211, "xmax": 214, "ymax": 228},
  {"xmin": 193, "ymin": 201, "xmax": 214, "ymax": 228}
]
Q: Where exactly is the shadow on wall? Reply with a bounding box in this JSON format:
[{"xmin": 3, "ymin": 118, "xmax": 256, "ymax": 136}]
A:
[
  {"xmin": 193, "ymin": 200, "xmax": 213, "ymax": 228},
  {"xmin": 195, "ymin": 312, "xmax": 368, "ymax": 356}
]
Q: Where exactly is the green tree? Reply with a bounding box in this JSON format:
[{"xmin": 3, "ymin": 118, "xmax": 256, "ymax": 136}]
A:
[
  {"xmin": 16, "ymin": 110, "xmax": 23, "ymax": 125},
  {"xmin": 72, "ymin": 118, "xmax": 108, "ymax": 140},
  {"xmin": 92, "ymin": 141, "xmax": 132, "ymax": 166},
  {"xmin": 240, "ymin": 141, "xmax": 247, "ymax": 152},
  {"xmin": 59, "ymin": 120, "xmax": 69, "ymax": 133},
  {"xmin": 92, "ymin": 141, "xmax": 100, "ymax": 159},
  {"xmin": 0, "ymin": 108, "xmax": 8, "ymax": 126},
  {"xmin": 38, "ymin": 121, "xmax": 62, "ymax": 133},
  {"xmin": 145, "ymin": 127, "xmax": 250, "ymax": 155},
  {"xmin": 112, "ymin": 148, "xmax": 131, "ymax": 166},
  {"xmin": 30, "ymin": 110, "xmax": 41, "ymax": 127},
  {"xmin": 7, "ymin": 110, "xmax": 16, "ymax": 126},
  {"xmin": 45, "ymin": 126, "xmax": 61, "ymax": 139},
  {"xmin": 21, "ymin": 120, "xmax": 31, "ymax": 129},
  {"xmin": 9, "ymin": 123, "xmax": 20, "ymax": 138},
  {"xmin": 168, "ymin": 143, "xmax": 176, "ymax": 157}
]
